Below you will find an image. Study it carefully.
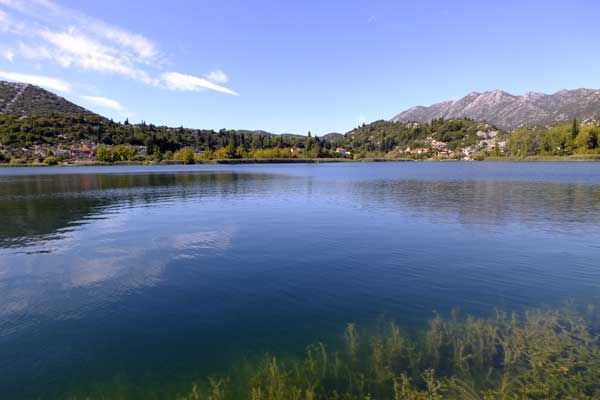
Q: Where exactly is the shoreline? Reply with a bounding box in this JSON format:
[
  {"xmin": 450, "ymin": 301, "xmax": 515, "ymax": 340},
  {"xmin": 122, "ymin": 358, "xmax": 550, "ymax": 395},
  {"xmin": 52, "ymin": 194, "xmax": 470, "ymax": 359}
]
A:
[
  {"xmin": 1, "ymin": 155, "xmax": 600, "ymax": 168},
  {"xmin": 0, "ymin": 157, "xmax": 412, "ymax": 168},
  {"xmin": 485, "ymin": 155, "xmax": 600, "ymax": 162}
]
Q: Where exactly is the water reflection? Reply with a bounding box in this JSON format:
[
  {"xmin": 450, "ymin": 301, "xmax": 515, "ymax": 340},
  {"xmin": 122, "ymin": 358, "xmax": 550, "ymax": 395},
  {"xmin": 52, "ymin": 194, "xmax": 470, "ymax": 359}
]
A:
[
  {"xmin": 0, "ymin": 172, "xmax": 275, "ymax": 249},
  {"xmin": 349, "ymin": 179, "xmax": 600, "ymax": 228},
  {"xmin": 2, "ymin": 171, "xmax": 600, "ymax": 251}
]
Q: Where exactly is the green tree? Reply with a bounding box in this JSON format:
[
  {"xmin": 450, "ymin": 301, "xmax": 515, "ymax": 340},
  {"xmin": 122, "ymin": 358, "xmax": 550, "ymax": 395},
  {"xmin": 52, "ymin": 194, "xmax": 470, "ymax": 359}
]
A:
[
  {"xmin": 96, "ymin": 145, "xmax": 112, "ymax": 162},
  {"xmin": 44, "ymin": 156, "xmax": 59, "ymax": 165},
  {"xmin": 575, "ymin": 127, "xmax": 599, "ymax": 152},
  {"xmin": 174, "ymin": 147, "xmax": 195, "ymax": 164},
  {"xmin": 571, "ymin": 118, "xmax": 580, "ymax": 140},
  {"xmin": 225, "ymin": 141, "xmax": 237, "ymax": 158},
  {"xmin": 508, "ymin": 129, "xmax": 533, "ymax": 157},
  {"xmin": 112, "ymin": 145, "xmax": 136, "ymax": 161},
  {"xmin": 304, "ymin": 131, "xmax": 314, "ymax": 154},
  {"xmin": 587, "ymin": 128, "xmax": 599, "ymax": 150}
]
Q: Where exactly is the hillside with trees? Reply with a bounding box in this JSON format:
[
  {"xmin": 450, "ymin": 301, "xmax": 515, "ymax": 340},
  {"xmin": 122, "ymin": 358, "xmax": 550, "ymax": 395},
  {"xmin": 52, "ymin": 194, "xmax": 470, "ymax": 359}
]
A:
[
  {"xmin": 0, "ymin": 81, "xmax": 599, "ymax": 164},
  {"xmin": 342, "ymin": 118, "xmax": 507, "ymax": 159},
  {"xmin": 506, "ymin": 118, "xmax": 600, "ymax": 158},
  {"xmin": 0, "ymin": 112, "xmax": 342, "ymax": 163}
]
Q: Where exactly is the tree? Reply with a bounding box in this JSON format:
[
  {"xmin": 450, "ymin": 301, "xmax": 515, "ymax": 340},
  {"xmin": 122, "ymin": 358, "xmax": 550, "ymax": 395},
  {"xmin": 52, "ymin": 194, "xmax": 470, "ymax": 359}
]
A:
[
  {"xmin": 174, "ymin": 147, "xmax": 195, "ymax": 164},
  {"xmin": 96, "ymin": 145, "xmax": 112, "ymax": 162},
  {"xmin": 576, "ymin": 127, "xmax": 600, "ymax": 152},
  {"xmin": 507, "ymin": 129, "xmax": 533, "ymax": 157},
  {"xmin": 305, "ymin": 137, "xmax": 313, "ymax": 153},
  {"xmin": 313, "ymin": 137, "xmax": 322, "ymax": 157},
  {"xmin": 571, "ymin": 118, "xmax": 580, "ymax": 140},
  {"xmin": 225, "ymin": 141, "xmax": 237, "ymax": 158},
  {"xmin": 587, "ymin": 128, "xmax": 599, "ymax": 150},
  {"xmin": 44, "ymin": 156, "xmax": 59, "ymax": 165}
]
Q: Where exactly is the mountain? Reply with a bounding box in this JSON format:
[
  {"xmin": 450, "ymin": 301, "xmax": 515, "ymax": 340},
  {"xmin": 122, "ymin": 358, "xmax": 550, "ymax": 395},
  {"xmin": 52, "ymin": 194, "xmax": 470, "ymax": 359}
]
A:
[
  {"xmin": 391, "ymin": 89, "xmax": 600, "ymax": 130},
  {"xmin": 0, "ymin": 81, "xmax": 94, "ymax": 116},
  {"xmin": 321, "ymin": 132, "xmax": 344, "ymax": 142}
]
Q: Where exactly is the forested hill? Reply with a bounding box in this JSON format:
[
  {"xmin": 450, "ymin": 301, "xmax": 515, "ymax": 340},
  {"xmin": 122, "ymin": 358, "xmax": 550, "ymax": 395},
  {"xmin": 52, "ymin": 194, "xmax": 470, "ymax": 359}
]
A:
[
  {"xmin": 0, "ymin": 80, "xmax": 535, "ymax": 163},
  {"xmin": 0, "ymin": 81, "xmax": 317, "ymax": 157},
  {"xmin": 343, "ymin": 119, "xmax": 503, "ymax": 156},
  {"xmin": 0, "ymin": 113, "xmax": 313, "ymax": 154},
  {"xmin": 1, "ymin": 81, "xmax": 598, "ymax": 164}
]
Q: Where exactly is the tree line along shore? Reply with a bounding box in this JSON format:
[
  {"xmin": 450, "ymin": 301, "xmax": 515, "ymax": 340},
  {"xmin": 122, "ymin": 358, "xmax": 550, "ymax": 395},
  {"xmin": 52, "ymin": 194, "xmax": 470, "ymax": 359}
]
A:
[{"xmin": 1, "ymin": 113, "xmax": 600, "ymax": 166}]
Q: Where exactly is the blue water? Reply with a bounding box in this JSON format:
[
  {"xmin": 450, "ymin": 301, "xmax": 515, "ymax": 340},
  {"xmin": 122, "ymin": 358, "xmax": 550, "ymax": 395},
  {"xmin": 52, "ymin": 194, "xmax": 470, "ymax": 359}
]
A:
[{"xmin": 1, "ymin": 162, "xmax": 600, "ymax": 398}]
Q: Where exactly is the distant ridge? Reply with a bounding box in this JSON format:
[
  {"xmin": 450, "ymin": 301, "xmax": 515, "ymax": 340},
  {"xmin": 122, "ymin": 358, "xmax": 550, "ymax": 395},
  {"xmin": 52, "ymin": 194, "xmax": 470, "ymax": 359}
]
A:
[
  {"xmin": 0, "ymin": 81, "xmax": 95, "ymax": 117},
  {"xmin": 391, "ymin": 89, "xmax": 600, "ymax": 130},
  {"xmin": 321, "ymin": 132, "xmax": 344, "ymax": 141}
]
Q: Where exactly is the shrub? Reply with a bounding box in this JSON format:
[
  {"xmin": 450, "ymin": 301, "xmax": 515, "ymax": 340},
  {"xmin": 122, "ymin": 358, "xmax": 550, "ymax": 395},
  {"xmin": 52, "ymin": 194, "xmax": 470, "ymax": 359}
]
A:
[
  {"xmin": 174, "ymin": 148, "xmax": 196, "ymax": 164},
  {"xmin": 44, "ymin": 156, "xmax": 60, "ymax": 165}
]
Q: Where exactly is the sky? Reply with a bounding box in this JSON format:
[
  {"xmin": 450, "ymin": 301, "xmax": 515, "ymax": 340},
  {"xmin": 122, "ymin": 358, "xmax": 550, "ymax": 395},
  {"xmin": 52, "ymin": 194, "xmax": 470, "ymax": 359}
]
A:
[{"xmin": 0, "ymin": 0, "xmax": 600, "ymax": 135}]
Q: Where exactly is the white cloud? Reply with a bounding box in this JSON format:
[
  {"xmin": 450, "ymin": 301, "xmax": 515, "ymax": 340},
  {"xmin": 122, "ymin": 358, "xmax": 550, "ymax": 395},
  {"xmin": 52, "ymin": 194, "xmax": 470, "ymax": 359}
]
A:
[
  {"xmin": 17, "ymin": 41, "xmax": 51, "ymax": 59},
  {"xmin": 0, "ymin": 9, "xmax": 10, "ymax": 28},
  {"xmin": 0, "ymin": 0, "xmax": 157, "ymax": 59},
  {"xmin": 161, "ymin": 72, "xmax": 239, "ymax": 96},
  {"xmin": 205, "ymin": 70, "xmax": 229, "ymax": 84},
  {"xmin": 80, "ymin": 95, "xmax": 122, "ymax": 111},
  {"xmin": 93, "ymin": 21, "xmax": 157, "ymax": 59},
  {"xmin": 0, "ymin": 0, "xmax": 37, "ymax": 14},
  {"xmin": 0, "ymin": 8, "xmax": 23, "ymax": 33},
  {"xmin": 36, "ymin": 28, "xmax": 154, "ymax": 83},
  {"xmin": 4, "ymin": 49, "xmax": 14, "ymax": 62},
  {"xmin": 0, "ymin": 70, "xmax": 71, "ymax": 92},
  {"xmin": 0, "ymin": 0, "xmax": 239, "ymax": 95}
]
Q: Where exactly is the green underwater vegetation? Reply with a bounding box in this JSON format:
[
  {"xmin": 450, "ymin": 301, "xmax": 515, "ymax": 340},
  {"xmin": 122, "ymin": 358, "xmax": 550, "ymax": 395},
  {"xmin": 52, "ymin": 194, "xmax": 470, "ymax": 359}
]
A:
[{"xmin": 68, "ymin": 304, "xmax": 600, "ymax": 400}]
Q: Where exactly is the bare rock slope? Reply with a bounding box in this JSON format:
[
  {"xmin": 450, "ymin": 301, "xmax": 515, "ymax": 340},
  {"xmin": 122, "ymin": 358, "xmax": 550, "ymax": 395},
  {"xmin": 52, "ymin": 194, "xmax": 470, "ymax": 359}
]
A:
[{"xmin": 392, "ymin": 89, "xmax": 600, "ymax": 130}]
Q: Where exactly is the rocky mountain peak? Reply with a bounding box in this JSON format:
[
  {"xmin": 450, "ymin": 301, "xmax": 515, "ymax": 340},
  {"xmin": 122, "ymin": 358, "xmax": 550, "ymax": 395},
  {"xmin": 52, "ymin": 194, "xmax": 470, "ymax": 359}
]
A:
[{"xmin": 392, "ymin": 88, "xmax": 600, "ymax": 130}]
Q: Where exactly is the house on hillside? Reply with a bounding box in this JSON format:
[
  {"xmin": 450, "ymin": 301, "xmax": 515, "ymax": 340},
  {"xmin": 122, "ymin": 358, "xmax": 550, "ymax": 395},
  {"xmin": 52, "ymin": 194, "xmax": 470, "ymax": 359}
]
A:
[
  {"xmin": 70, "ymin": 143, "xmax": 94, "ymax": 159},
  {"xmin": 437, "ymin": 150, "xmax": 456, "ymax": 159},
  {"xmin": 336, "ymin": 147, "xmax": 350, "ymax": 156}
]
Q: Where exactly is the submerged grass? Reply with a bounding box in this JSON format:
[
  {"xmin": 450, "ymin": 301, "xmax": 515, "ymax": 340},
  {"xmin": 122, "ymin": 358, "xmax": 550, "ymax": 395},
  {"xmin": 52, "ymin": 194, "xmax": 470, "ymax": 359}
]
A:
[{"xmin": 69, "ymin": 305, "xmax": 600, "ymax": 400}]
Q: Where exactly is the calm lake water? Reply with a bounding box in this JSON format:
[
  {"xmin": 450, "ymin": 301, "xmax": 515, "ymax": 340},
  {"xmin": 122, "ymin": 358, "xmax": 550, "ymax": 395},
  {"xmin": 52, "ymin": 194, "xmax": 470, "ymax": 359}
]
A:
[{"xmin": 1, "ymin": 162, "xmax": 600, "ymax": 398}]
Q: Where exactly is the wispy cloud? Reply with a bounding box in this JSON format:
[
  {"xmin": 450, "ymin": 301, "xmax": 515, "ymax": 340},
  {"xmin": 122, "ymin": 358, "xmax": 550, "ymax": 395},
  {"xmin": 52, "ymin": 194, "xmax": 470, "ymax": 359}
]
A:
[
  {"xmin": 161, "ymin": 72, "xmax": 239, "ymax": 96},
  {"xmin": 205, "ymin": 70, "xmax": 229, "ymax": 84},
  {"xmin": 81, "ymin": 95, "xmax": 122, "ymax": 111},
  {"xmin": 37, "ymin": 28, "xmax": 154, "ymax": 83},
  {"xmin": 0, "ymin": 70, "xmax": 71, "ymax": 91},
  {"xmin": 0, "ymin": 8, "xmax": 24, "ymax": 33},
  {"xmin": 4, "ymin": 48, "xmax": 13, "ymax": 62},
  {"xmin": 0, "ymin": 0, "xmax": 157, "ymax": 60},
  {"xmin": 0, "ymin": 0, "xmax": 239, "ymax": 96}
]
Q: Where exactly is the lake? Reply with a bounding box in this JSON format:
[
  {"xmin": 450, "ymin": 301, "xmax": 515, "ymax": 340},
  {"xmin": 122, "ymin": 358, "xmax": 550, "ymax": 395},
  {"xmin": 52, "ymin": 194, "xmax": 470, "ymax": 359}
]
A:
[{"xmin": 1, "ymin": 162, "xmax": 600, "ymax": 398}]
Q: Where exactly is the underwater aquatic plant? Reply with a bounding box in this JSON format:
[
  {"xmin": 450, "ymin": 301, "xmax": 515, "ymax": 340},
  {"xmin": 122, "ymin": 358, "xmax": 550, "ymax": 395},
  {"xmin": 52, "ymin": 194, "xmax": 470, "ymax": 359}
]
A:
[{"xmin": 69, "ymin": 305, "xmax": 600, "ymax": 400}]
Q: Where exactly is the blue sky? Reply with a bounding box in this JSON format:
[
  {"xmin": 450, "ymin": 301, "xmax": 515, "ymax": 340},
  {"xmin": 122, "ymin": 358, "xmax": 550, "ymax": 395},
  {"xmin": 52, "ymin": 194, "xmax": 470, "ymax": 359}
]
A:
[{"xmin": 0, "ymin": 0, "xmax": 599, "ymax": 134}]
